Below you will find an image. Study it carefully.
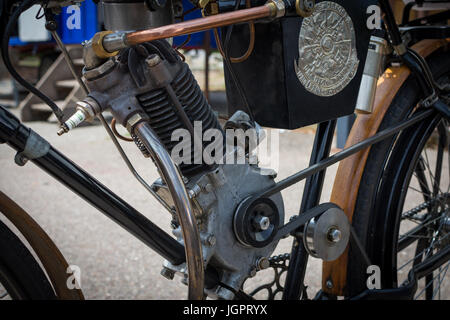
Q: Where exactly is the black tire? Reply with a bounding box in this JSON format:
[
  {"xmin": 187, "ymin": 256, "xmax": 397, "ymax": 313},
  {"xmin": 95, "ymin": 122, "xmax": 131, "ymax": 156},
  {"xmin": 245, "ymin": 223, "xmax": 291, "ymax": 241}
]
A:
[
  {"xmin": 347, "ymin": 49, "xmax": 450, "ymax": 298},
  {"xmin": 0, "ymin": 219, "xmax": 56, "ymax": 299}
]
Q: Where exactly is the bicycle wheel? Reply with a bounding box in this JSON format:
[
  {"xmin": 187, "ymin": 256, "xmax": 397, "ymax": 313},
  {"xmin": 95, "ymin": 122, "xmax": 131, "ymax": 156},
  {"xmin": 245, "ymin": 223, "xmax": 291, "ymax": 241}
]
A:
[
  {"xmin": 0, "ymin": 219, "xmax": 56, "ymax": 300},
  {"xmin": 348, "ymin": 49, "xmax": 450, "ymax": 299}
]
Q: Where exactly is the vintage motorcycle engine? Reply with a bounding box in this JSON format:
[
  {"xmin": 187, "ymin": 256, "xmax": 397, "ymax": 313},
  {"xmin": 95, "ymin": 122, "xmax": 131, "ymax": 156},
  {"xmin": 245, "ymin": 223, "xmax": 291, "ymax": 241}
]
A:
[{"xmin": 81, "ymin": 39, "xmax": 284, "ymax": 298}]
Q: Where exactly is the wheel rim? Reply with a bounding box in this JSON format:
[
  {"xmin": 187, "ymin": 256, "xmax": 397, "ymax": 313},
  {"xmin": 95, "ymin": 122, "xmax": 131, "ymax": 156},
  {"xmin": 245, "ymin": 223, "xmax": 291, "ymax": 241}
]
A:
[{"xmin": 396, "ymin": 119, "xmax": 449, "ymax": 299}]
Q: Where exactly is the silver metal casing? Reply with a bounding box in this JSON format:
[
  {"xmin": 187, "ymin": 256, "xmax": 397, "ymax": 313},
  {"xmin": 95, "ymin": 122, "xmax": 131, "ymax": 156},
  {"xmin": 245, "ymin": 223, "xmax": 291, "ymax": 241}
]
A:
[
  {"xmin": 355, "ymin": 35, "xmax": 388, "ymax": 114},
  {"xmin": 101, "ymin": 0, "xmax": 174, "ymax": 31}
]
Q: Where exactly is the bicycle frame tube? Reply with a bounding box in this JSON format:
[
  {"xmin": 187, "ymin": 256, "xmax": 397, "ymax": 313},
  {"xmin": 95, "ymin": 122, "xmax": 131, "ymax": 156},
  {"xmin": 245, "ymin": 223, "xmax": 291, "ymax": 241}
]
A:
[
  {"xmin": 0, "ymin": 106, "xmax": 186, "ymax": 266},
  {"xmin": 283, "ymin": 120, "xmax": 337, "ymax": 300}
]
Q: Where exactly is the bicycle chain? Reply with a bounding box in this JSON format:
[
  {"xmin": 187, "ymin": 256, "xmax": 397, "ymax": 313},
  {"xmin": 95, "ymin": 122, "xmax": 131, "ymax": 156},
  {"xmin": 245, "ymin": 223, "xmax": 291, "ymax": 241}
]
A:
[{"xmin": 402, "ymin": 193, "xmax": 449, "ymax": 219}]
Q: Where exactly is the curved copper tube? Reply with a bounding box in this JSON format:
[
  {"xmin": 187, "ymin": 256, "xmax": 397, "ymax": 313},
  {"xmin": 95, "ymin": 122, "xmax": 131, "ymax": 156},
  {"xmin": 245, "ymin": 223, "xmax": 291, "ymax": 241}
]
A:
[
  {"xmin": 213, "ymin": 0, "xmax": 256, "ymax": 63},
  {"xmin": 125, "ymin": 5, "xmax": 272, "ymax": 46}
]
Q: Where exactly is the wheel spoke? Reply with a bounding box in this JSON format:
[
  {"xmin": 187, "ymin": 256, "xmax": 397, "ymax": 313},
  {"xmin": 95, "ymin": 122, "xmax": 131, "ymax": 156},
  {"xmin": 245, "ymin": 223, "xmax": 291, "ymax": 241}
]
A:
[
  {"xmin": 415, "ymin": 261, "xmax": 449, "ymax": 299},
  {"xmin": 398, "ymin": 233, "xmax": 449, "ymax": 271}
]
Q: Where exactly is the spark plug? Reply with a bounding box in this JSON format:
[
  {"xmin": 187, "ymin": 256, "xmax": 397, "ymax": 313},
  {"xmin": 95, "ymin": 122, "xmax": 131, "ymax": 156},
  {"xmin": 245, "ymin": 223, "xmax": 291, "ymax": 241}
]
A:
[{"xmin": 57, "ymin": 98, "xmax": 101, "ymax": 136}]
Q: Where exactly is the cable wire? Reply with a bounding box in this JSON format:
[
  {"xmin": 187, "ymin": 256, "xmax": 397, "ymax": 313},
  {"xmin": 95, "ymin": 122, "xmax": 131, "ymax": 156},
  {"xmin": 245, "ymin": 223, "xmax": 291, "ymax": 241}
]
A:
[
  {"xmin": 220, "ymin": 0, "xmax": 254, "ymax": 121},
  {"xmin": 1, "ymin": 0, "xmax": 64, "ymax": 123}
]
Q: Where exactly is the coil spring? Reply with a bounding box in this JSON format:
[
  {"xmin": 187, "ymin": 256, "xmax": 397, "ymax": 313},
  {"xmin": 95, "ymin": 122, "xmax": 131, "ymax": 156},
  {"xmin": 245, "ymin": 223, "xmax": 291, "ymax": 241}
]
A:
[
  {"xmin": 131, "ymin": 133, "xmax": 151, "ymax": 158},
  {"xmin": 136, "ymin": 62, "xmax": 222, "ymax": 176}
]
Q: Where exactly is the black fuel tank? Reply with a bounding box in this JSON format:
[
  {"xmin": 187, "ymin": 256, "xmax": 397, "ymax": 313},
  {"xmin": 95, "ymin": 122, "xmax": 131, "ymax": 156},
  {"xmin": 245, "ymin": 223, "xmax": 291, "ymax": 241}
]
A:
[{"xmin": 224, "ymin": 0, "xmax": 379, "ymax": 129}]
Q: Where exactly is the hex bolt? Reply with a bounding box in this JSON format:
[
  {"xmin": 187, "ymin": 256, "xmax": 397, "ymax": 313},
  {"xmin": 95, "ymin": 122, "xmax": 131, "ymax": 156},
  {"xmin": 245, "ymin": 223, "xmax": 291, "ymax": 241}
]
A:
[
  {"xmin": 327, "ymin": 227, "xmax": 342, "ymax": 243},
  {"xmin": 253, "ymin": 215, "xmax": 270, "ymax": 231},
  {"xmin": 206, "ymin": 235, "xmax": 216, "ymax": 247},
  {"xmin": 160, "ymin": 267, "xmax": 175, "ymax": 280},
  {"xmin": 257, "ymin": 257, "xmax": 270, "ymax": 270},
  {"xmin": 326, "ymin": 280, "xmax": 333, "ymax": 289},
  {"xmin": 188, "ymin": 184, "xmax": 201, "ymax": 198}
]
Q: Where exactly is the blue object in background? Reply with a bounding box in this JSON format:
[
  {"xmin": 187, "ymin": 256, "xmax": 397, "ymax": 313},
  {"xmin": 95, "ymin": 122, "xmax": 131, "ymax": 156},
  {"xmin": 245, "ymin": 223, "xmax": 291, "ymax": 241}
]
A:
[
  {"xmin": 10, "ymin": 0, "xmax": 216, "ymax": 48},
  {"xmin": 58, "ymin": 0, "xmax": 98, "ymax": 44},
  {"xmin": 9, "ymin": 0, "xmax": 98, "ymax": 46},
  {"xmin": 173, "ymin": 0, "xmax": 217, "ymax": 48}
]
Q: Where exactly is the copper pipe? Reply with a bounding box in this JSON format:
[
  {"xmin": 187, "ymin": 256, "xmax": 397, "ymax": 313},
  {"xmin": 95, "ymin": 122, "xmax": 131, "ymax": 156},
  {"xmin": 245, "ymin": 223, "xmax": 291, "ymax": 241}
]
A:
[
  {"xmin": 111, "ymin": 118, "xmax": 133, "ymax": 142},
  {"xmin": 125, "ymin": 5, "xmax": 272, "ymax": 46}
]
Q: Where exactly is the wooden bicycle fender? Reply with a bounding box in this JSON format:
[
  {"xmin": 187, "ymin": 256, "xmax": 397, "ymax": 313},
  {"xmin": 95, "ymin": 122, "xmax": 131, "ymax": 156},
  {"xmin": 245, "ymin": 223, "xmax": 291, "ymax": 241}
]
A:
[
  {"xmin": 0, "ymin": 191, "xmax": 84, "ymax": 300},
  {"xmin": 322, "ymin": 39, "xmax": 449, "ymax": 296}
]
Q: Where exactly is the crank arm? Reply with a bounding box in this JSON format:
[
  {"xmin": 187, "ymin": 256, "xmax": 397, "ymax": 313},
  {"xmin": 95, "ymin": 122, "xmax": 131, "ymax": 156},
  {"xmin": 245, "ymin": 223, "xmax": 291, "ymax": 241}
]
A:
[{"xmin": 272, "ymin": 203, "xmax": 340, "ymax": 242}]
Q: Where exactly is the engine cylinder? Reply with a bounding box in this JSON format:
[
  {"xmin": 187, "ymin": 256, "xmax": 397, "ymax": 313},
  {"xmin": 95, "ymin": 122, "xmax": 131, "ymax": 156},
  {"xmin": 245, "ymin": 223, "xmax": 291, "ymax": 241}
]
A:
[
  {"xmin": 101, "ymin": 0, "xmax": 174, "ymax": 31},
  {"xmin": 137, "ymin": 62, "xmax": 223, "ymax": 176},
  {"xmin": 84, "ymin": 40, "xmax": 223, "ymax": 177}
]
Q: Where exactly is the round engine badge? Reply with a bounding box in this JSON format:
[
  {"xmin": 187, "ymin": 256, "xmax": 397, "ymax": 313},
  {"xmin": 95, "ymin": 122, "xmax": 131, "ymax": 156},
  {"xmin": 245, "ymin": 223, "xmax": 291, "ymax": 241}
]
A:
[{"xmin": 295, "ymin": 1, "xmax": 359, "ymax": 97}]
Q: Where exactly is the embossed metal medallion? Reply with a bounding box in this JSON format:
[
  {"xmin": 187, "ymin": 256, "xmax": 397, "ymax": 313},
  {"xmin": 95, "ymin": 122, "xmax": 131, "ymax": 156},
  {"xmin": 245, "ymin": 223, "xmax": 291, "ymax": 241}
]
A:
[{"xmin": 295, "ymin": 1, "xmax": 359, "ymax": 97}]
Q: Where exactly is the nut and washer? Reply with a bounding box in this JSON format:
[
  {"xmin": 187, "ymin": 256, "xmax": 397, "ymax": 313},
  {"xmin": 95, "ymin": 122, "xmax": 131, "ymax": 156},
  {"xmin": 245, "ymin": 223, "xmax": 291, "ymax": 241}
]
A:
[
  {"xmin": 253, "ymin": 215, "xmax": 271, "ymax": 231},
  {"xmin": 91, "ymin": 31, "xmax": 119, "ymax": 59},
  {"xmin": 75, "ymin": 97, "xmax": 101, "ymax": 121},
  {"xmin": 327, "ymin": 227, "xmax": 342, "ymax": 243},
  {"xmin": 126, "ymin": 113, "xmax": 148, "ymax": 133},
  {"xmin": 267, "ymin": 0, "xmax": 285, "ymax": 18}
]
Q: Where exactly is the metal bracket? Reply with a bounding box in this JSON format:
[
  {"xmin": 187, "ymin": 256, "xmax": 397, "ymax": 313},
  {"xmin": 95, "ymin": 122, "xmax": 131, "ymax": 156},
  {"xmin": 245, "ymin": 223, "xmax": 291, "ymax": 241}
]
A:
[
  {"xmin": 431, "ymin": 99, "xmax": 450, "ymax": 119},
  {"xmin": 14, "ymin": 130, "xmax": 50, "ymax": 166}
]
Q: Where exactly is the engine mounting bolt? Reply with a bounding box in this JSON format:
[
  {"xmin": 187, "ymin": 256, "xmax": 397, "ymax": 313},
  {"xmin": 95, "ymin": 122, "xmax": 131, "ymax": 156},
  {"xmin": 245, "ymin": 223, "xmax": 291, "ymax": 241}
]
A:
[
  {"xmin": 146, "ymin": 54, "xmax": 162, "ymax": 67},
  {"xmin": 257, "ymin": 257, "xmax": 270, "ymax": 270},
  {"xmin": 327, "ymin": 227, "xmax": 342, "ymax": 243},
  {"xmin": 206, "ymin": 235, "xmax": 216, "ymax": 246},
  {"xmin": 160, "ymin": 267, "xmax": 175, "ymax": 280},
  {"xmin": 204, "ymin": 183, "xmax": 214, "ymax": 193},
  {"xmin": 188, "ymin": 184, "xmax": 201, "ymax": 198},
  {"xmin": 253, "ymin": 215, "xmax": 271, "ymax": 231},
  {"xmin": 249, "ymin": 267, "xmax": 257, "ymax": 277}
]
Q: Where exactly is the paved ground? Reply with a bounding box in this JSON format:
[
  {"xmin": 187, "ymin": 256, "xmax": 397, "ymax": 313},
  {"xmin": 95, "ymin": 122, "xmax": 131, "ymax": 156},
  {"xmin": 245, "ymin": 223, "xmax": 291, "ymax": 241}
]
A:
[{"xmin": 0, "ymin": 109, "xmax": 448, "ymax": 299}]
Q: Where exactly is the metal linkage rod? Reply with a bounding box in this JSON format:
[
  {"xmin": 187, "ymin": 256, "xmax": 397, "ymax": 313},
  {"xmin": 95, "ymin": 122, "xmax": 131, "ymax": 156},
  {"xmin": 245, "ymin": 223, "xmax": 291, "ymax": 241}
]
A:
[{"xmin": 259, "ymin": 108, "xmax": 436, "ymax": 198}]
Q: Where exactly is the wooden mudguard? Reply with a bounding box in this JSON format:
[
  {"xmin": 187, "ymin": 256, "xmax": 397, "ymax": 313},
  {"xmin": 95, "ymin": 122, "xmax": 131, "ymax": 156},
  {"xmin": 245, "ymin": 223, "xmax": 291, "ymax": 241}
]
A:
[{"xmin": 322, "ymin": 39, "xmax": 449, "ymax": 296}]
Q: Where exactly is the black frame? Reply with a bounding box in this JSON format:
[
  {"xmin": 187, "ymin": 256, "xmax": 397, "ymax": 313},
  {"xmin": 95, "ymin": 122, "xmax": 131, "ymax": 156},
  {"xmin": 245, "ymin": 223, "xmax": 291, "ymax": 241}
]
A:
[{"xmin": 0, "ymin": 0, "xmax": 449, "ymax": 299}]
